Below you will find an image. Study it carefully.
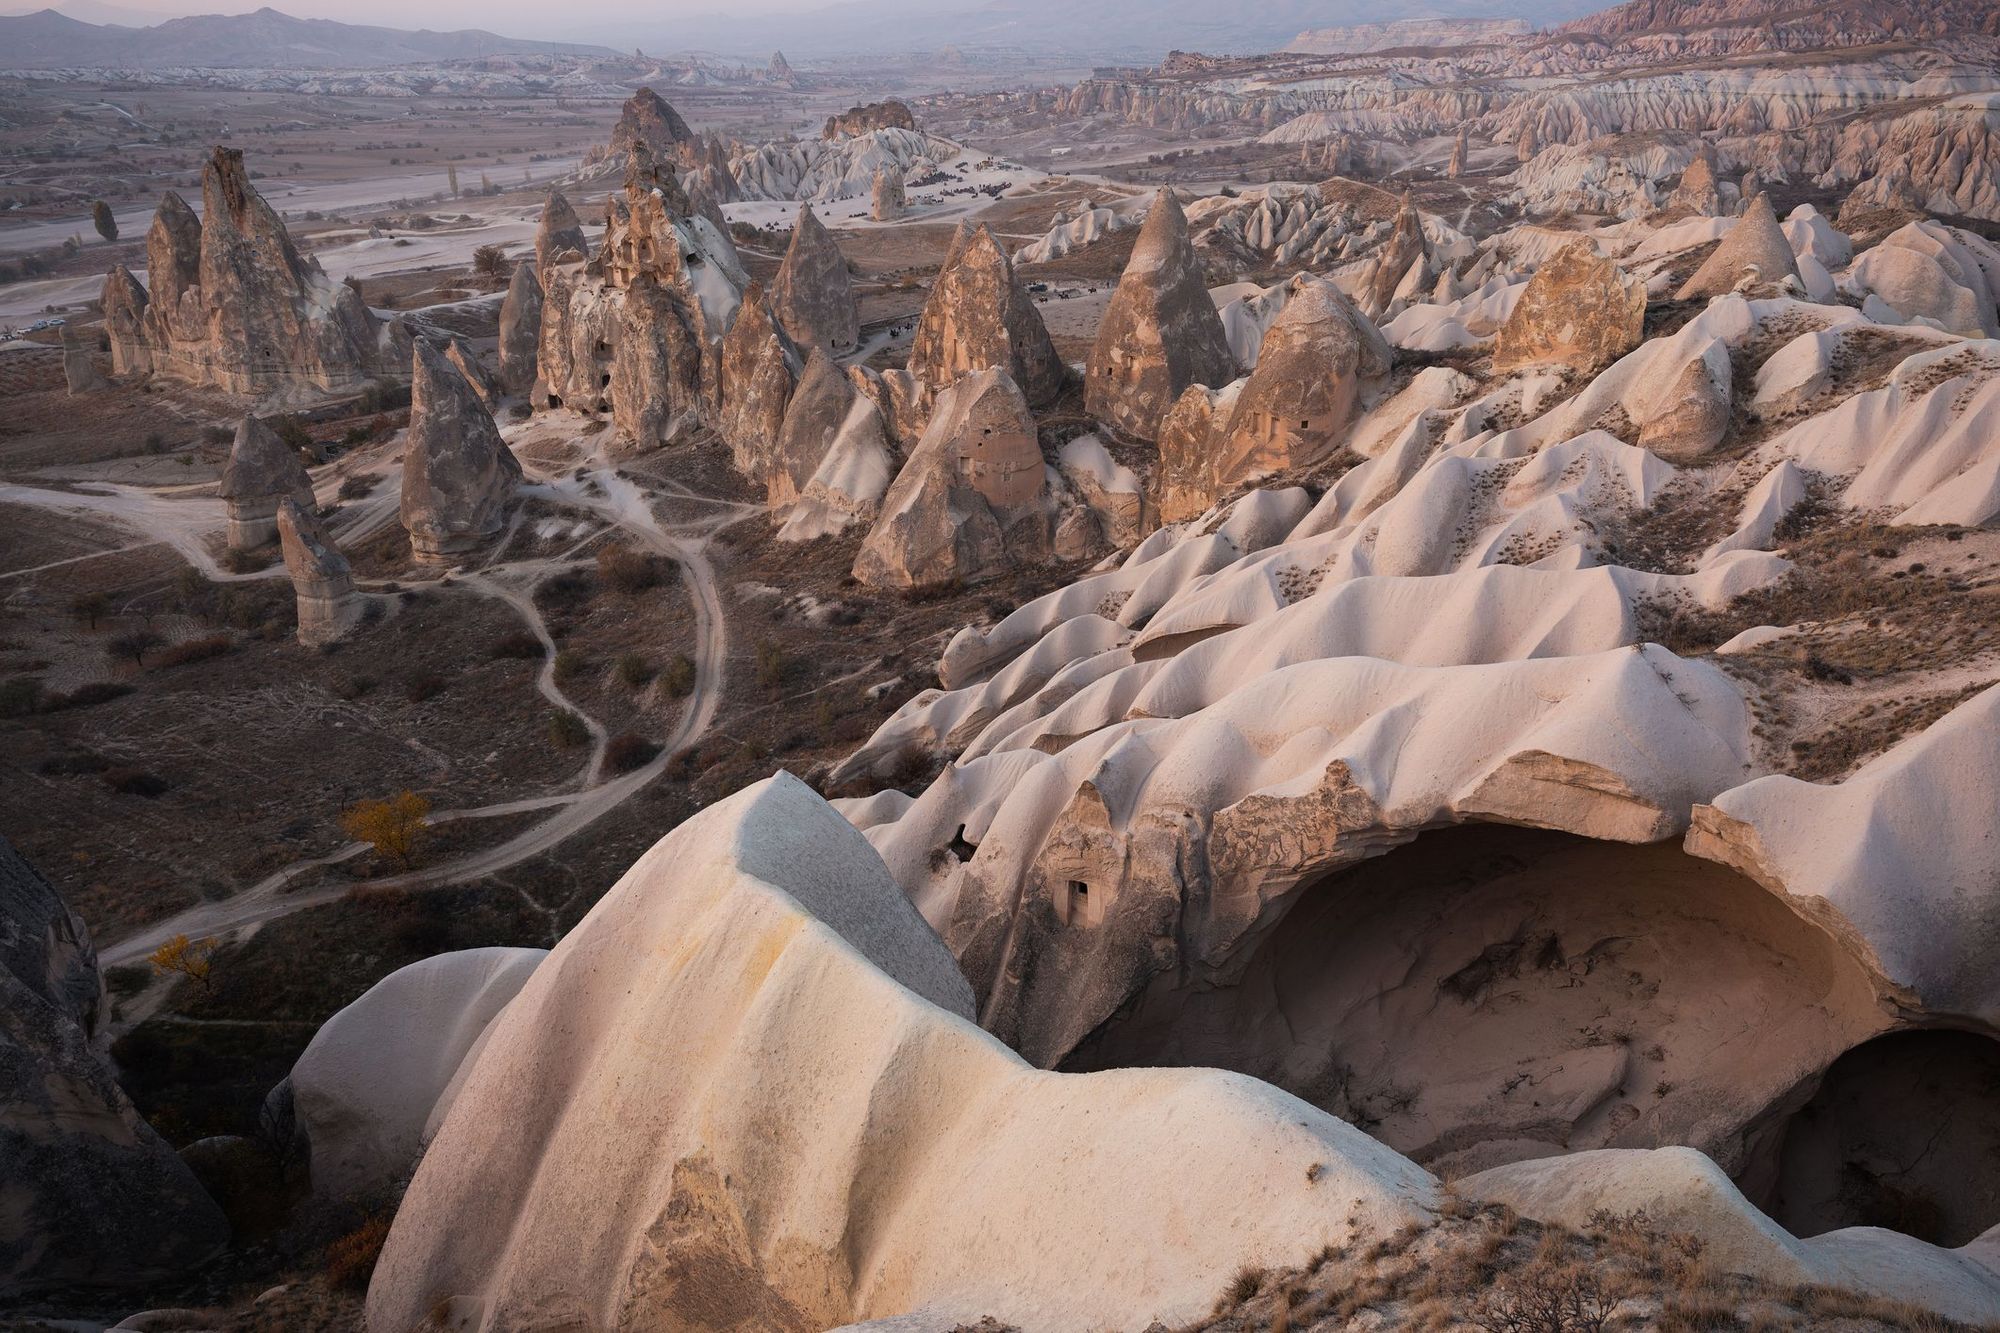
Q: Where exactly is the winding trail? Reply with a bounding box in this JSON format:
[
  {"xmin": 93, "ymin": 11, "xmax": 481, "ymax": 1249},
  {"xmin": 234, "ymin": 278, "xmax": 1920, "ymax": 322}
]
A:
[{"xmin": 4, "ymin": 443, "xmax": 740, "ymax": 972}]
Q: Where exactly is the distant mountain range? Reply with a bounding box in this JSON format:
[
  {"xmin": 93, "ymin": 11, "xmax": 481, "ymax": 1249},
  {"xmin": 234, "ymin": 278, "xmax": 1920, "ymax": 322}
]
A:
[
  {"xmin": 0, "ymin": 5, "xmax": 619, "ymax": 68},
  {"xmin": 611, "ymin": 0, "xmax": 1609, "ymax": 60}
]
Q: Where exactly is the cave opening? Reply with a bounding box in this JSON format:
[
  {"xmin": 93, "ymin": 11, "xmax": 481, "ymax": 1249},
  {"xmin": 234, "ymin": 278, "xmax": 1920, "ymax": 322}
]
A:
[
  {"xmin": 1059, "ymin": 824, "xmax": 1885, "ymax": 1183},
  {"xmin": 1742, "ymin": 1028, "xmax": 2000, "ymax": 1247}
]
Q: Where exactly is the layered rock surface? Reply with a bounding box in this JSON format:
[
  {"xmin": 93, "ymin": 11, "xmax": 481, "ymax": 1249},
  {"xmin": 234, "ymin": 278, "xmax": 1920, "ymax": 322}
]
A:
[
  {"xmin": 907, "ymin": 223, "xmax": 1064, "ymax": 413},
  {"xmin": 401, "ymin": 341, "xmax": 522, "ymax": 560},
  {"xmin": 769, "ymin": 203, "xmax": 859, "ymax": 353}
]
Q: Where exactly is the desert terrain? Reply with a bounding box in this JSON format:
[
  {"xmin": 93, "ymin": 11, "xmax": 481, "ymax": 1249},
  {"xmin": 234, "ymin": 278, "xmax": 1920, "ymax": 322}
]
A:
[{"xmin": 4, "ymin": 0, "xmax": 2000, "ymax": 1329}]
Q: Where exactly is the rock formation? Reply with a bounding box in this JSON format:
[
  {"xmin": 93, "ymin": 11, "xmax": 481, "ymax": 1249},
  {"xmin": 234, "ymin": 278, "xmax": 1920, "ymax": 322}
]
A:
[
  {"xmin": 400, "ymin": 340, "xmax": 522, "ymax": 560},
  {"xmin": 717, "ymin": 282, "xmax": 803, "ymax": 483},
  {"xmin": 1447, "ymin": 127, "xmax": 1468, "ymax": 178},
  {"xmin": 1355, "ymin": 192, "xmax": 1431, "ymax": 320},
  {"xmin": 100, "ymin": 147, "xmax": 394, "ymax": 396},
  {"xmin": 0, "ymin": 838, "xmax": 228, "ymax": 1292},
  {"xmin": 870, "ymin": 163, "xmax": 906, "ymax": 221},
  {"xmin": 1084, "ymin": 191, "xmax": 1235, "ymax": 441},
  {"xmin": 768, "ymin": 348, "xmax": 856, "ymax": 507},
  {"xmin": 218, "ymin": 414, "xmax": 316, "ymax": 549},
  {"xmin": 290, "ymin": 947, "xmax": 544, "ymax": 1201},
  {"xmin": 497, "ymin": 259, "xmax": 542, "ymax": 396},
  {"xmin": 61, "ymin": 331, "xmax": 105, "ymax": 394},
  {"xmin": 769, "ymin": 203, "xmax": 859, "ymax": 352},
  {"xmin": 1844, "ymin": 220, "xmax": 2000, "ymax": 338},
  {"xmin": 277, "ymin": 496, "xmax": 362, "ymax": 647},
  {"xmin": 536, "ymin": 146, "xmax": 746, "ymax": 456},
  {"xmin": 365, "ymin": 776, "xmax": 1434, "ymax": 1332},
  {"xmin": 1493, "ymin": 239, "xmax": 1648, "ymax": 372},
  {"xmin": 908, "ymin": 222, "xmax": 1065, "ymax": 413},
  {"xmin": 444, "ymin": 339, "xmax": 499, "ymax": 408},
  {"xmin": 606, "ymin": 87, "xmax": 696, "ymax": 170},
  {"xmin": 777, "ymin": 397, "xmax": 897, "ymax": 542},
  {"xmin": 1671, "ymin": 152, "xmax": 1723, "ymax": 215},
  {"xmin": 533, "ymin": 190, "xmax": 588, "ymax": 271},
  {"xmin": 824, "ymin": 100, "xmax": 917, "ymax": 140},
  {"xmin": 855, "ymin": 367, "xmax": 1052, "ymax": 588},
  {"xmin": 1675, "ymin": 193, "xmax": 1801, "ymax": 299}
]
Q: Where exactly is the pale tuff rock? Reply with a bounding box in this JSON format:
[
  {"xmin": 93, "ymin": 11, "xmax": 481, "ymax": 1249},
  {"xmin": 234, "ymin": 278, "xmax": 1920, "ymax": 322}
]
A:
[
  {"xmin": 290, "ymin": 947, "xmax": 544, "ymax": 1202},
  {"xmin": 1447, "ymin": 127, "xmax": 1468, "ymax": 178},
  {"xmin": 1688, "ymin": 684, "xmax": 2000, "ymax": 1029},
  {"xmin": 908, "ymin": 222, "xmax": 1064, "ymax": 410},
  {"xmin": 99, "ymin": 264, "xmax": 151, "ymax": 376},
  {"xmin": 218, "ymin": 414, "xmax": 315, "ymax": 549},
  {"xmin": 1155, "ymin": 380, "xmax": 1238, "ymax": 523},
  {"xmin": 1675, "ymin": 194, "xmax": 1802, "ymax": 299},
  {"xmin": 400, "ymin": 341, "xmax": 522, "ymax": 560},
  {"xmin": 730, "ymin": 126, "xmax": 959, "ymax": 205},
  {"xmin": 1056, "ymin": 433, "xmax": 1151, "ymax": 548},
  {"xmin": 1638, "ymin": 337, "xmax": 1733, "ymax": 462},
  {"xmin": 778, "ymin": 396, "xmax": 897, "ymax": 542},
  {"xmin": 443, "ymin": 338, "xmax": 499, "ymax": 408},
  {"xmin": 496, "ymin": 260, "xmax": 541, "ymax": 396},
  {"xmin": 854, "ymin": 367, "xmax": 1053, "ymax": 589},
  {"xmin": 824, "ymin": 99, "xmax": 917, "ymax": 140},
  {"xmin": 769, "ymin": 203, "xmax": 860, "ymax": 352},
  {"xmin": 1355, "ymin": 193, "xmax": 1431, "ymax": 320},
  {"xmin": 1085, "ymin": 190, "xmax": 1235, "ymax": 441},
  {"xmin": 610, "ymin": 272, "xmax": 706, "ymax": 451},
  {"xmin": 532, "ymin": 190, "xmax": 588, "ymax": 272},
  {"xmin": 276, "ymin": 497, "xmax": 362, "ymax": 648},
  {"xmin": 870, "ymin": 163, "xmax": 906, "ymax": 221},
  {"xmin": 1157, "ymin": 275, "xmax": 1390, "ymax": 523},
  {"xmin": 1466, "ymin": 1148, "xmax": 2000, "ymax": 1325},
  {"xmin": 718, "ymin": 282, "xmax": 803, "ymax": 482},
  {"xmin": 1843, "ymin": 220, "xmax": 2000, "ymax": 338},
  {"xmin": 770, "ymin": 348, "xmax": 857, "ymax": 507},
  {"xmin": 61, "ymin": 332, "xmax": 105, "ymax": 395},
  {"xmin": 1671, "ymin": 152, "xmax": 1723, "ymax": 216},
  {"xmin": 0, "ymin": 838, "xmax": 228, "ymax": 1293},
  {"xmin": 105, "ymin": 147, "xmax": 389, "ymax": 395},
  {"xmin": 1516, "ymin": 124, "xmax": 1538, "ymax": 162},
  {"xmin": 606, "ymin": 87, "xmax": 697, "ymax": 171},
  {"xmin": 1492, "ymin": 239, "xmax": 1648, "ymax": 373},
  {"xmin": 365, "ymin": 776, "xmax": 1436, "ymax": 1331}
]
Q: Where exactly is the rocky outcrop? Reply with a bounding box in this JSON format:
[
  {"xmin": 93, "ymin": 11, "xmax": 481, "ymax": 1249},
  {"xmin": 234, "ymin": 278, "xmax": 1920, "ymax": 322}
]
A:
[
  {"xmin": 497, "ymin": 259, "xmax": 541, "ymax": 396},
  {"xmin": 1447, "ymin": 127, "xmax": 1468, "ymax": 178},
  {"xmin": 778, "ymin": 397, "xmax": 897, "ymax": 542},
  {"xmin": 218, "ymin": 414, "xmax": 316, "ymax": 549},
  {"xmin": 62, "ymin": 332, "xmax": 105, "ymax": 394},
  {"xmin": 365, "ymin": 776, "xmax": 1436, "ymax": 1332},
  {"xmin": 1638, "ymin": 337, "xmax": 1733, "ymax": 461},
  {"xmin": 277, "ymin": 496, "xmax": 361, "ymax": 648},
  {"xmin": 0, "ymin": 838, "xmax": 228, "ymax": 1293},
  {"xmin": 908, "ymin": 222, "xmax": 1064, "ymax": 411},
  {"xmin": 855, "ymin": 367, "xmax": 1053, "ymax": 588},
  {"xmin": 870, "ymin": 164, "xmax": 905, "ymax": 221},
  {"xmin": 290, "ymin": 947, "xmax": 544, "ymax": 1202},
  {"xmin": 1843, "ymin": 220, "xmax": 2000, "ymax": 338},
  {"xmin": 1158, "ymin": 275, "xmax": 1390, "ymax": 523},
  {"xmin": 1085, "ymin": 191, "xmax": 1235, "ymax": 441},
  {"xmin": 444, "ymin": 339, "xmax": 498, "ymax": 408},
  {"xmin": 769, "ymin": 203, "xmax": 859, "ymax": 352},
  {"xmin": 1355, "ymin": 193, "xmax": 1430, "ymax": 320},
  {"xmin": 610, "ymin": 272, "xmax": 707, "ymax": 451},
  {"xmin": 400, "ymin": 341, "xmax": 521, "ymax": 560},
  {"xmin": 1675, "ymin": 194, "xmax": 1801, "ymax": 300},
  {"xmin": 1492, "ymin": 239, "xmax": 1648, "ymax": 373},
  {"xmin": 606, "ymin": 87, "xmax": 697, "ymax": 170},
  {"xmin": 1670, "ymin": 152, "xmax": 1723, "ymax": 216},
  {"xmin": 824, "ymin": 99, "xmax": 917, "ymax": 139},
  {"xmin": 768, "ymin": 348, "xmax": 856, "ymax": 507},
  {"xmin": 533, "ymin": 190, "xmax": 588, "ymax": 271},
  {"xmin": 717, "ymin": 282, "xmax": 803, "ymax": 483},
  {"xmin": 105, "ymin": 147, "xmax": 393, "ymax": 396},
  {"xmin": 100, "ymin": 263, "xmax": 151, "ymax": 377}
]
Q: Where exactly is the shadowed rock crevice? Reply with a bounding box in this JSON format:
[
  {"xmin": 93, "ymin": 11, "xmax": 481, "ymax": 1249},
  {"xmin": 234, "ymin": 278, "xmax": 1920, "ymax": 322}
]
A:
[{"xmin": 1060, "ymin": 826, "xmax": 1889, "ymax": 1183}]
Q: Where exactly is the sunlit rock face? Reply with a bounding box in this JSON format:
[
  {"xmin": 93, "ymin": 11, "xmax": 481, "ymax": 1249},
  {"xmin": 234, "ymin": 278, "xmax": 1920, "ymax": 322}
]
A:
[{"xmin": 101, "ymin": 147, "xmax": 395, "ymax": 397}]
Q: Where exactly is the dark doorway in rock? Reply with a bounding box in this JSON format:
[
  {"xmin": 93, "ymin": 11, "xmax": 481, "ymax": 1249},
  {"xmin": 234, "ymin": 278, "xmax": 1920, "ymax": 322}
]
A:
[{"xmin": 1751, "ymin": 1029, "xmax": 2000, "ymax": 1247}]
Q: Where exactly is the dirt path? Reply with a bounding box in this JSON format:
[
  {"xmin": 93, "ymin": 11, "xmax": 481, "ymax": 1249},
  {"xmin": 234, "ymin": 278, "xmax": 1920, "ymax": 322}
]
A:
[{"xmin": 3, "ymin": 446, "xmax": 743, "ymax": 972}]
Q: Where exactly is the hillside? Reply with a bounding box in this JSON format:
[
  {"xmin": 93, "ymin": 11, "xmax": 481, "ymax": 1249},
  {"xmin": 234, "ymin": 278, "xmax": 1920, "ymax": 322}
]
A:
[{"xmin": 0, "ymin": 5, "xmax": 619, "ymax": 69}]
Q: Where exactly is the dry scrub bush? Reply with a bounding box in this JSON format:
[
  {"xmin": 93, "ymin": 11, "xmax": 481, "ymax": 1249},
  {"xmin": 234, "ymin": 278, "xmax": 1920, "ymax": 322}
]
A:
[
  {"xmin": 148, "ymin": 933, "xmax": 217, "ymax": 994},
  {"xmin": 341, "ymin": 790, "xmax": 431, "ymax": 868}
]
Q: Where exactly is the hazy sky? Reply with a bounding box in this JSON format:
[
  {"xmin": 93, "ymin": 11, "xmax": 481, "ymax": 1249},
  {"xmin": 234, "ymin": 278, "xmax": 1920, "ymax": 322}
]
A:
[{"xmin": 22, "ymin": 0, "xmax": 813, "ymax": 33}]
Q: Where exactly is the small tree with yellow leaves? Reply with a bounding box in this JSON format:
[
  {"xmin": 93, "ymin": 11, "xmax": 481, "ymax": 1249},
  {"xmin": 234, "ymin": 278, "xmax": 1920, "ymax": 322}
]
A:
[
  {"xmin": 340, "ymin": 790, "xmax": 432, "ymax": 869},
  {"xmin": 148, "ymin": 933, "xmax": 216, "ymax": 994}
]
